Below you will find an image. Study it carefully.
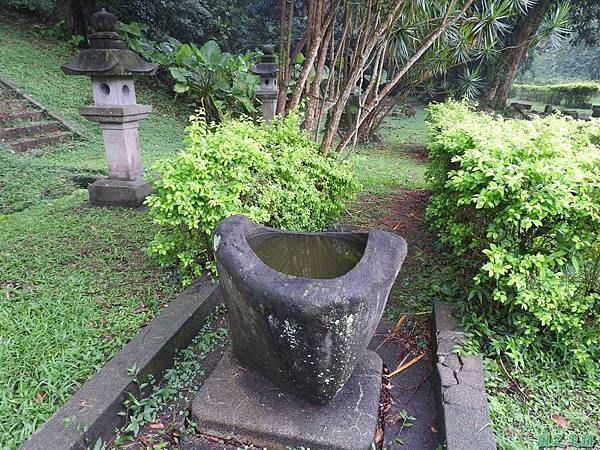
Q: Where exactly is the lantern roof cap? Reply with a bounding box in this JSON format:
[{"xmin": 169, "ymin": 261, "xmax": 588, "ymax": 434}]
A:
[
  {"xmin": 61, "ymin": 9, "xmax": 158, "ymax": 77},
  {"xmin": 252, "ymin": 45, "xmax": 278, "ymax": 76}
]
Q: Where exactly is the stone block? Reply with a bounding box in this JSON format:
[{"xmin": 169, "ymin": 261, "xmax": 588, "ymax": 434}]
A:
[
  {"xmin": 433, "ymin": 300, "xmax": 460, "ymax": 332},
  {"xmin": 88, "ymin": 177, "xmax": 153, "ymax": 207},
  {"xmin": 443, "ymin": 404, "xmax": 496, "ymax": 450},
  {"xmin": 437, "ymin": 363, "xmax": 458, "ymax": 388},
  {"xmin": 191, "ymin": 350, "xmax": 383, "ymax": 450}
]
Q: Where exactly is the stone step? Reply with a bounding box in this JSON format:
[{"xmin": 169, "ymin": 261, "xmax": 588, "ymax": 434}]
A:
[
  {"xmin": 8, "ymin": 131, "xmax": 70, "ymax": 152},
  {"xmin": 0, "ymin": 110, "xmax": 45, "ymax": 124},
  {"xmin": 0, "ymin": 121, "xmax": 61, "ymax": 140},
  {"xmin": 0, "ymin": 89, "xmax": 19, "ymax": 100},
  {"xmin": 0, "ymin": 98, "xmax": 30, "ymax": 114}
]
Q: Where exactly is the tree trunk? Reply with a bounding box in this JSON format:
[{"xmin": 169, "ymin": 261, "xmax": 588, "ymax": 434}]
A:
[
  {"xmin": 303, "ymin": 18, "xmax": 334, "ymax": 132},
  {"xmin": 484, "ymin": 0, "xmax": 553, "ymax": 108},
  {"xmin": 334, "ymin": 0, "xmax": 476, "ymax": 154},
  {"xmin": 319, "ymin": 0, "xmax": 406, "ymax": 153},
  {"xmin": 53, "ymin": 0, "xmax": 96, "ymax": 38}
]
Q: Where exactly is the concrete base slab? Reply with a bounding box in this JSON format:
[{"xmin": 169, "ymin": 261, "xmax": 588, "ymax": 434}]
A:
[
  {"xmin": 88, "ymin": 177, "xmax": 153, "ymax": 207},
  {"xmin": 191, "ymin": 350, "xmax": 383, "ymax": 450}
]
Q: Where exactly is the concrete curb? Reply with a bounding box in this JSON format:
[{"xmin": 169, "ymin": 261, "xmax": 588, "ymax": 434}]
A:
[
  {"xmin": 432, "ymin": 301, "xmax": 497, "ymax": 450},
  {"xmin": 20, "ymin": 279, "xmax": 221, "ymax": 450},
  {"xmin": 0, "ymin": 74, "xmax": 84, "ymax": 137}
]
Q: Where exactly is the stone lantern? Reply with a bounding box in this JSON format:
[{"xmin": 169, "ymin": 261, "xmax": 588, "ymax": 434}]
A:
[
  {"xmin": 62, "ymin": 9, "xmax": 158, "ymax": 207},
  {"xmin": 252, "ymin": 45, "xmax": 279, "ymax": 122}
]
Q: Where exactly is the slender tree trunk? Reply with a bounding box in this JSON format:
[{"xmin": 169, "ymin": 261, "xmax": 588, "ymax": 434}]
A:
[
  {"xmin": 287, "ymin": 0, "xmax": 340, "ymax": 113},
  {"xmin": 319, "ymin": 0, "xmax": 406, "ymax": 153},
  {"xmin": 483, "ymin": 0, "xmax": 553, "ymax": 108},
  {"xmin": 277, "ymin": 0, "xmax": 295, "ymax": 115},
  {"xmin": 303, "ymin": 18, "xmax": 334, "ymax": 132},
  {"xmin": 335, "ymin": 0, "xmax": 475, "ymax": 154}
]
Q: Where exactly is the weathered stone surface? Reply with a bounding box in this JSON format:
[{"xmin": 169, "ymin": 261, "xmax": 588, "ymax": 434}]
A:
[
  {"xmin": 252, "ymin": 45, "xmax": 278, "ymax": 122},
  {"xmin": 444, "ymin": 405, "xmax": 496, "ymax": 450},
  {"xmin": 436, "ymin": 331, "xmax": 466, "ymax": 356},
  {"xmin": 443, "ymin": 383, "xmax": 489, "ymax": 410},
  {"xmin": 214, "ymin": 214, "xmax": 407, "ymax": 405},
  {"xmin": 561, "ymin": 109, "xmax": 580, "ymax": 119},
  {"xmin": 88, "ymin": 177, "xmax": 153, "ymax": 207},
  {"xmin": 437, "ymin": 363, "xmax": 458, "ymax": 388},
  {"xmin": 460, "ymin": 354, "xmax": 484, "ymax": 373},
  {"xmin": 439, "ymin": 353, "xmax": 461, "ymax": 370},
  {"xmin": 191, "ymin": 349, "xmax": 383, "ymax": 450},
  {"xmin": 61, "ymin": 9, "xmax": 157, "ymax": 78},
  {"xmin": 432, "ymin": 301, "xmax": 496, "ymax": 450},
  {"xmin": 433, "ymin": 300, "xmax": 460, "ymax": 332}
]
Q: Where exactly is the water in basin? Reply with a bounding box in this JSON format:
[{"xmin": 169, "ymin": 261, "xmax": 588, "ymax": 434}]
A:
[{"xmin": 249, "ymin": 233, "xmax": 366, "ymax": 279}]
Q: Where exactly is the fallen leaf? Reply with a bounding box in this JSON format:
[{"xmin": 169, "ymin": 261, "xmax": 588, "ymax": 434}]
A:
[
  {"xmin": 149, "ymin": 422, "xmax": 165, "ymax": 430},
  {"xmin": 133, "ymin": 301, "xmax": 146, "ymax": 314},
  {"xmin": 374, "ymin": 424, "xmax": 384, "ymax": 444},
  {"xmin": 393, "ymin": 315, "xmax": 406, "ymax": 332},
  {"xmin": 431, "ymin": 425, "xmax": 438, "ymax": 433},
  {"xmin": 386, "ymin": 353, "xmax": 425, "ymax": 378},
  {"xmin": 551, "ymin": 414, "xmax": 570, "ymax": 429},
  {"xmin": 33, "ymin": 391, "xmax": 47, "ymax": 403}
]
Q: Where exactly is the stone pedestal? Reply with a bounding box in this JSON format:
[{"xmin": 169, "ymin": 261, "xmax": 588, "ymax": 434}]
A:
[
  {"xmin": 88, "ymin": 177, "xmax": 153, "ymax": 207},
  {"xmin": 258, "ymin": 91, "xmax": 277, "ymax": 122},
  {"xmin": 80, "ymin": 104, "xmax": 153, "ymax": 207},
  {"xmin": 191, "ymin": 350, "xmax": 383, "ymax": 450}
]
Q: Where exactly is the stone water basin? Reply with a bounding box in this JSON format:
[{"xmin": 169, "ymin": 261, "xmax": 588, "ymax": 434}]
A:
[{"xmin": 213, "ymin": 214, "xmax": 407, "ymax": 404}]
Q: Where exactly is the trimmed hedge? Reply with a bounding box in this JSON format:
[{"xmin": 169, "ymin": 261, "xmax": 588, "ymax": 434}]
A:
[
  {"xmin": 426, "ymin": 100, "xmax": 600, "ymax": 365},
  {"xmin": 510, "ymin": 81, "xmax": 600, "ymax": 109}
]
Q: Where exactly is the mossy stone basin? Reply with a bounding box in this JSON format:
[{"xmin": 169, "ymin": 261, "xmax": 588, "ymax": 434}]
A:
[{"xmin": 213, "ymin": 215, "xmax": 407, "ymax": 405}]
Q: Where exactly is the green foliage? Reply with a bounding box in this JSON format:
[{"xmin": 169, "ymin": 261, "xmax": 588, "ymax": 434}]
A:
[
  {"xmin": 115, "ymin": 305, "xmax": 228, "ymax": 444},
  {"xmin": 426, "ymin": 100, "xmax": 600, "ymax": 365},
  {"xmin": 510, "ymin": 81, "xmax": 600, "ymax": 108},
  {"xmin": 146, "ymin": 110, "xmax": 359, "ymax": 284},
  {"xmin": 518, "ymin": 42, "xmax": 600, "ymax": 85},
  {"xmin": 5, "ymin": 0, "xmax": 54, "ymax": 17},
  {"xmin": 118, "ymin": 22, "xmax": 259, "ymax": 122},
  {"xmin": 105, "ymin": 0, "xmax": 280, "ymax": 53}
]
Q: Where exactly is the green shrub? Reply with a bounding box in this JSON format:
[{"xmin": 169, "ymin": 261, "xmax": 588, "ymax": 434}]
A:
[
  {"xmin": 426, "ymin": 100, "xmax": 600, "ymax": 365},
  {"xmin": 6, "ymin": 0, "xmax": 55, "ymax": 17},
  {"xmin": 146, "ymin": 110, "xmax": 359, "ymax": 285},
  {"xmin": 510, "ymin": 81, "xmax": 600, "ymax": 108}
]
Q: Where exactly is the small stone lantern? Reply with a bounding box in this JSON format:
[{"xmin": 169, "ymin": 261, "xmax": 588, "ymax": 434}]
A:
[
  {"xmin": 62, "ymin": 9, "xmax": 158, "ymax": 207},
  {"xmin": 252, "ymin": 45, "xmax": 279, "ymax": 122}
]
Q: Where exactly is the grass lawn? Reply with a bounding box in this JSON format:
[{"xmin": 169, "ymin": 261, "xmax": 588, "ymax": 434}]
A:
[
  {"xmin": 0, "ymin": 193, "xmax": 177, "ymax": 447},
  {"xmin": 0, "ymin": 13, "xmax": 186, "ymax": 448},
  {"xmin": 349, "ymin": 109, "xmax": 429, "ymax": 195}
]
